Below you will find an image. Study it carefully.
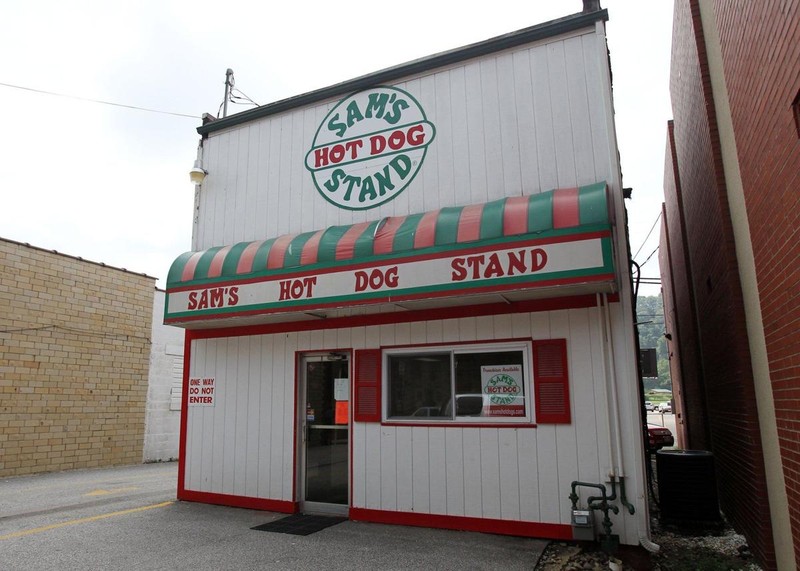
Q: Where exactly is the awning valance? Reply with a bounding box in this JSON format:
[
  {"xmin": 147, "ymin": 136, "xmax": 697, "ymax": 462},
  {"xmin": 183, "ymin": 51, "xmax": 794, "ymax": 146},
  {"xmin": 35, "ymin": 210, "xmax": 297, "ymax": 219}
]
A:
[{"xmin": 166, "ymin": 182, "xmax": 615, "ymax": 327}]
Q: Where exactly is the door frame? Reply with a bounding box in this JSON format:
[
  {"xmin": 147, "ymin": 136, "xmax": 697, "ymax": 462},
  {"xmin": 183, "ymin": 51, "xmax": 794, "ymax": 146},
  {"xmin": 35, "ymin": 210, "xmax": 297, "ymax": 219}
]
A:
[{"xmin": 296, "ymin": 350, "xmax": 352, "ymax": 516}]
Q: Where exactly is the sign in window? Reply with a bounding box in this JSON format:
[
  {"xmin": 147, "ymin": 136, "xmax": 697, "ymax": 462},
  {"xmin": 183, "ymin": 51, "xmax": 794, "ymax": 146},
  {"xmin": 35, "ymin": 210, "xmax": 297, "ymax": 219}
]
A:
[{"xmin": 385, "ymin": 343, "xmax": 530, "ymax": 423}]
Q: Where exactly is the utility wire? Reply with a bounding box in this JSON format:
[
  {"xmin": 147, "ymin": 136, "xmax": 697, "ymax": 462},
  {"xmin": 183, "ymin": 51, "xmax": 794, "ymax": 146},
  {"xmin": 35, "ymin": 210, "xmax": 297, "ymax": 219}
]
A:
[
  {"xmin": 640, "ymin": 245, "xmax": 660, "ymax": 267},
  {"xmin": 633, "ymin": 211, "xmax": 662, "ymax": 261},
  {"xmin": 0, "ymin": 81, "xmax": 201, "ymax": 119}
]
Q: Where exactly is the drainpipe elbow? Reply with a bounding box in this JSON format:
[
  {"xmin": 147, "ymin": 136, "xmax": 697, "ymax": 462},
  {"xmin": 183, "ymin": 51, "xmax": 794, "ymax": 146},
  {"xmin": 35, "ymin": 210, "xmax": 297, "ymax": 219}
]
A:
[{"xmin": 639, "ymin": 534, "xmax": 660, "ymax": 553}]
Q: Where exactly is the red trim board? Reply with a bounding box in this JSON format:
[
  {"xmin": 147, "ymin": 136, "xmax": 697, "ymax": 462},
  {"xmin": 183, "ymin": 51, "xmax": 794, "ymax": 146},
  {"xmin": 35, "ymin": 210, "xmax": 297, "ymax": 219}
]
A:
[
  {"xmin": 178, "ymin": 489, "xmax": 297, "ymax": 514},
  {"xmin": 177, "ymin": 333, "xmax": 191, "ymax": 499},
  {"xmin": 349, "ymin": 508, "xmax": 573, "ymax": 540}
]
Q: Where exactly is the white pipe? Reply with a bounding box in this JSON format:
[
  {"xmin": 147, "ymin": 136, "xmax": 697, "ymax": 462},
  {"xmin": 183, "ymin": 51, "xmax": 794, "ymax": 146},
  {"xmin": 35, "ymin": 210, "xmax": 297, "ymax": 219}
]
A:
[
  {"xmin": 596, "ymin": 293, "xmax": 619, "ymax": 478},
  {"xmin": 639, "ymin": 534, "xmax": 661, "ymax": 553},
  {"xmin": 603, "ymin": 293, "xmax": 661, "ymax": 552},
  {"xmin": 602, "ymin": 292, "xmax": 625, "ymax": 477}
]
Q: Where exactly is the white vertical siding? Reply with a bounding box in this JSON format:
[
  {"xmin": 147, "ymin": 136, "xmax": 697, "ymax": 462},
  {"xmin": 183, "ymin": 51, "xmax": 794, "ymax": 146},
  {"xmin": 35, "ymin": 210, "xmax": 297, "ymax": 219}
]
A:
[
  {"xmin": 180, "ymin": 22, "xmax": 643, "ymax": 544},
  {"xmin": 194, "ymin": 29, "xmax": 614, "ymax": 251},
  {"xmin": 184, "ymin": 333, "xmax": 296, "ymax": 502},
  {"xmin": 183, "ymin": 305, "xmax": 627, "ymax": 528},
  {"xmin": 348, "ymin": 306, "xmax": 618, "ymax": 527}
]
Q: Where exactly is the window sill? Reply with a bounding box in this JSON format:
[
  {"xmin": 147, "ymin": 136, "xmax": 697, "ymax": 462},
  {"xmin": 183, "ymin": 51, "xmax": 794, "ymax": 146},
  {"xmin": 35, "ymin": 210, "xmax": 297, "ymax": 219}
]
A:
[{"xmin": 379, "ymin": 420, "xmax": 538, "ymax": 428}]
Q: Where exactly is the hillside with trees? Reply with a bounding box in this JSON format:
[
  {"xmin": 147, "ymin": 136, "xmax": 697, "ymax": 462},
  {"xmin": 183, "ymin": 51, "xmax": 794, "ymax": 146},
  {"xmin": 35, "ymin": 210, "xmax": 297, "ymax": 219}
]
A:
[{"xmin": 636, "ymin": 294, "xmax": 671, "ymax": 391}]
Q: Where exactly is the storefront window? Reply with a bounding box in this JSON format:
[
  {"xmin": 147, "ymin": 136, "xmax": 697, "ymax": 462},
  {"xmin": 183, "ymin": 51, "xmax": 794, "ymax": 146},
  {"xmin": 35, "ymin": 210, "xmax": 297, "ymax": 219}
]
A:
[{"xmin": 385, "ymin": 342, "xmax": 531, "ymax": 423}]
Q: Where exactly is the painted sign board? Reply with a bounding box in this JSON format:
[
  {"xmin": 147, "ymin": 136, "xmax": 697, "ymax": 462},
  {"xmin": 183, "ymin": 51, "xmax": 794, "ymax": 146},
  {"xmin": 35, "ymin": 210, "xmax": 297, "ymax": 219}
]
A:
[
  {"xmin": 188, "ymin": 377, "xmax": 216, "ymax": 406},
  {"xmin": 334, "ymin": 378, "xmax": 349, "ymax": 402},
  {"xmin": 306, "ymin": 86, "xmax": 435, "ymax": 211},
  {"xmin": 165, "ymin": 233, "xmax": 613, "ymax": 324},
  {"xmin": 481, "ymin": 364, "xmax": 525, "ymax": 417}
]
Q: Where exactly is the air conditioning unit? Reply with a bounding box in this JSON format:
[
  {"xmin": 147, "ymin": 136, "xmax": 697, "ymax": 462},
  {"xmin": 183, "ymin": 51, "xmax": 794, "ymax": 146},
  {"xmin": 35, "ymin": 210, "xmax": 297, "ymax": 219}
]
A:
[{"xmin": 656, "ymin": 450, "xmax": 721, "ymax": 522}]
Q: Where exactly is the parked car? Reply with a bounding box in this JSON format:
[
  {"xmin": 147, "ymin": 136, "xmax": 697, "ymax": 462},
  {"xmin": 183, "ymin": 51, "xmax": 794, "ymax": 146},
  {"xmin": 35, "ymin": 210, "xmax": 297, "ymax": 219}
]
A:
[
  {"xmin": 658, "ymin": 402, "xmax": 672, "ymax": 413},
  {"xmin": 645, "ymin": 401, "xmax": 655, "ymax": 411},
  {"xmin": 647, "ymin": 423, "xmax": 675, "ymax": 451}
]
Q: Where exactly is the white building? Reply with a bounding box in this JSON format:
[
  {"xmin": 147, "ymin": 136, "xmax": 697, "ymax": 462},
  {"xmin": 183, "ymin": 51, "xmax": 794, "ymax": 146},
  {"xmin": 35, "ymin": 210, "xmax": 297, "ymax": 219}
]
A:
[
  {"xmin": 143, "ymin": 289, "xmax": 184, "ymax": 462},
  {"xmin": 165, "ymin": 4, "xmax": 651, "ymax": 547}
]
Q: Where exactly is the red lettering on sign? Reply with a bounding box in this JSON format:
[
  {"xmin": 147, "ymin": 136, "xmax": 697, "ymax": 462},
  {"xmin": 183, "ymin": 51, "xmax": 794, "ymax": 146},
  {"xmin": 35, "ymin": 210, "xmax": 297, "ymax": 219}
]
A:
[
  {"xmin": 450, "ymin": 248, "xmax": 549, "ymax": 282},
  {"xmin": 530, "ymin": 248, "xmax": 547, "ymax": 271},
  {"xmin": 465, "ymin": 255, "xmax": 485, "ymax": 279},
  {"xmin": 188, "ymin": 287, "xmax": 239, "ymax": 311},
  {"xmin": 506, "ymin": 250, "xmax": 526, "ymax": 276},
  {"xmin": 484, "ymin": 253, "xmax": 504, "ymax": 278},
  {"xmin": 369, "ymin": 134, "xmax": 386, "ymax": 155},
  {"xmin": 278, "ymin": 277, "xmax": 318, "ymax": 301},
  {"xmin": 451, "ymin": 258, "xmax": 467, "ymax": 281},
  {"xmin": 406, "ymin": 124, "xmax": 425, "ymax": 146},
  {"xmin": 330, "ymin": 144, "xmax": 345, "ymax": 164},
  {"xmin": 344, "ymin": 139, "xmax": 363, "ymax": 159},
  {"xmin": 315, "ymin": 146, "xmax": 329, "ymax": 168},
  {"xmin": 210, "ymin": 288, "xmax": 225, "ymax": 308},
  {"xmin": 354, "ymin": 267, "xmax": 399, "ymax": 292}
]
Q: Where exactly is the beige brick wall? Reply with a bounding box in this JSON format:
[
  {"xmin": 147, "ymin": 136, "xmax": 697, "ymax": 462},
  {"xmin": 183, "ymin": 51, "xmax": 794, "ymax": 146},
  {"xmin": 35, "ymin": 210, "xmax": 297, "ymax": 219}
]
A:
[{"xmin": 0, "ymin": 238, "xmax": 156, "ymax": 477}]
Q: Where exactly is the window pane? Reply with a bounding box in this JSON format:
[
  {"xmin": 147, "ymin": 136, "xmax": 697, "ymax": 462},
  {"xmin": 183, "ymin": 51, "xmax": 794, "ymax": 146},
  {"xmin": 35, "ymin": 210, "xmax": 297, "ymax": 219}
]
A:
[
  {"xmin": 454, "ymin": 350, "xmax": 525, "ymax": 418},
  {"xmin": 387, "ymin": 353, "xmax": 451, "ymax": 418}
]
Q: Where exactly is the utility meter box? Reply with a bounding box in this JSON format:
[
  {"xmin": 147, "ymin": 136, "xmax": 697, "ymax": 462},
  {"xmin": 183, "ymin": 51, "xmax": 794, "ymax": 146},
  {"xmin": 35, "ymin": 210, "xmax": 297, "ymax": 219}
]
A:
[{"xmin": 571, "ymin": 509, "xmax": 594, "ymax": 541}]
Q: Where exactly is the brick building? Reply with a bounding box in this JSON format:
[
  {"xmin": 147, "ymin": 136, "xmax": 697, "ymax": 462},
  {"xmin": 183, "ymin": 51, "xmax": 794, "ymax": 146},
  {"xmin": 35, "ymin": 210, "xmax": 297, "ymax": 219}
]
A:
[
  {"xmin": 660, "ymin": 1, "xmax": 799, "ymax": 569},
  {"xmin": 0, "ymin": 238, "xmax": 156, "ymax": 477}
]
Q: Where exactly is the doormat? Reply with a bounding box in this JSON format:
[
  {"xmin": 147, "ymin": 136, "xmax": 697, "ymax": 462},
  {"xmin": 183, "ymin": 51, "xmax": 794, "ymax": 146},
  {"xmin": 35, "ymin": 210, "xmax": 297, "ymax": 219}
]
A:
[{"xmin": 251, "ymin": 514, "xmax": 347, "ymax": 536}]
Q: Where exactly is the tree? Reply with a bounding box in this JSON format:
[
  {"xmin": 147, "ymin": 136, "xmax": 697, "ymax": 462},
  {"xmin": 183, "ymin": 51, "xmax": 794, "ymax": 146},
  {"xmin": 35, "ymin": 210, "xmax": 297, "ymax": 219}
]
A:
[{"xmin": 636, "ymin": 294, "xmax": 671, "ymax": 391}]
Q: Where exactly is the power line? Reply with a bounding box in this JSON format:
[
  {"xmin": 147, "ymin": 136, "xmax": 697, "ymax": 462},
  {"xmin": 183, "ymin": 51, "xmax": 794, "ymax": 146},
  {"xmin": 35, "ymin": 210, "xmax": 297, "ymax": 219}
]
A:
[
  {"xmin": 640, "ymin": 245, "xmax": 660, "ymax": 267},
  {"xmin": 633, "ymin": 211, "xmax": 662, "ymax": 261},
  {"xmin": 0, "ymin": 81, "xmax": 200, "ymax": 119}
]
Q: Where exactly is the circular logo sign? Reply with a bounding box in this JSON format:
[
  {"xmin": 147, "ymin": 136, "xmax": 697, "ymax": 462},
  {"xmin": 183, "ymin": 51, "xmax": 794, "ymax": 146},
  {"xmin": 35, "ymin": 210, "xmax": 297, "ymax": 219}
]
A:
[
  {"xmin": 305, "ymin": 86, "xmax": 436, "ymax": 211},
  {"xmin": 485, "ymin": 373, "xmax": 521, "ymax": 405}
]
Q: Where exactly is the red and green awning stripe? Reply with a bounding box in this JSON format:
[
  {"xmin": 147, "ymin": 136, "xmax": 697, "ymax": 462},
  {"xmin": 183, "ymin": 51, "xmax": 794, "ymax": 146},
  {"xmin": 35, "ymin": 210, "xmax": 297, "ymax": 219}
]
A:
[{"xmin": 168, "ymin": 182, "xmax": 609, "ymax": 287}]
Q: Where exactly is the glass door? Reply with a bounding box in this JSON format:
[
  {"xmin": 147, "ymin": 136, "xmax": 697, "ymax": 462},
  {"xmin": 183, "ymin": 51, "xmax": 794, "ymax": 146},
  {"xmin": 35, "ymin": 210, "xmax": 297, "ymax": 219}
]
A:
[{"xmin": 300, "ymin": 353, "xmax": 350, "ymax": 515}]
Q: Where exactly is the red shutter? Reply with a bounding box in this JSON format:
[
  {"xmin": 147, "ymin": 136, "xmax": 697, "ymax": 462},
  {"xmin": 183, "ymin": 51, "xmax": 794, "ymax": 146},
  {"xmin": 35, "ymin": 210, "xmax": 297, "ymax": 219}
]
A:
[
  {"xmin": 533, "ymin": 339, "xmax": 571, "ymax": 424},
  {"xmin": 354, "ymin": 349, "xmax": 382, "ymax": 422}
]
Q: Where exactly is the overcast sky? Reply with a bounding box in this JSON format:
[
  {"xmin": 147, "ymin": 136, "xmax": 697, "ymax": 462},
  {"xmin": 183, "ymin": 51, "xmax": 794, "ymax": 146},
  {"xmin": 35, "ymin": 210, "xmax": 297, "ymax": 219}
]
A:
[{"xmin": 0, "ymin": 0, "xmax": 671, "ymax": 297}]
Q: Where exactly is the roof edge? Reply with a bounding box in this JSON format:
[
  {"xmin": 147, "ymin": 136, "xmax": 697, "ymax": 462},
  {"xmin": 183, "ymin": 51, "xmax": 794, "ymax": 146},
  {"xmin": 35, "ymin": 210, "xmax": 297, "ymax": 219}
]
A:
[
  {"xmin": 0, "ymin": 236, "xmax": 156, "ymax": 281},
  {"xmin": 197, "ymin": 9, "xmax": 608, "ymax": 136}
]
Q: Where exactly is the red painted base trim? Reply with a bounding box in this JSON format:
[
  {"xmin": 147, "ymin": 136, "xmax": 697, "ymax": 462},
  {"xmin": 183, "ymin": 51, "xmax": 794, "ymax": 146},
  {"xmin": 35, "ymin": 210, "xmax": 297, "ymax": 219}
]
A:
[
  {"xmin": 348, "ymin": 507, "xmax": 573, "ymax": 540},
  {"xmin": 178, "ymin": 489, "xmax": 297, "ymax": 514}
]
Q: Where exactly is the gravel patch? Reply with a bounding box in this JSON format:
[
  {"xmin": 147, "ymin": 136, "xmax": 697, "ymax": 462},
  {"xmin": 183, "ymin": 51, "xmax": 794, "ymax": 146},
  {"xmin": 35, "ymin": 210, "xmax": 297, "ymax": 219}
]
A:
[
  {"xmin": 534, "ymin": 525, "xmax": 762, "ymax": 570},
  {"xmin": 535, "ymin": 456, "xmax": 764, "ymax": 570}
]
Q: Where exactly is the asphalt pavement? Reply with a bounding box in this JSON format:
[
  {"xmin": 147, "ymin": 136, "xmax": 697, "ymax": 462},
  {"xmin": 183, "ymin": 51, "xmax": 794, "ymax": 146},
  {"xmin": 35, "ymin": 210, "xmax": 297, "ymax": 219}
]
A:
[{"xmin": 0, "ymin": 462, "xmax": 548, "ymax": 570}]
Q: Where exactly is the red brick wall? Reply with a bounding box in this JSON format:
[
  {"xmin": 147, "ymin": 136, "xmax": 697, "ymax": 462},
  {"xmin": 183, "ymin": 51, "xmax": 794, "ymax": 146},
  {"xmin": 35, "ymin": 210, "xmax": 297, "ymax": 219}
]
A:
[
  {"xmin": 712, "ymin": 1, "xmax": 800, "ymax": 566},
  {"xmin": 660, "ymin": 122, "xmax": 708, "ymax": 451},
  {"xmin": 669, "ymin": 1, "xmax": 775, "ymax": 568}
]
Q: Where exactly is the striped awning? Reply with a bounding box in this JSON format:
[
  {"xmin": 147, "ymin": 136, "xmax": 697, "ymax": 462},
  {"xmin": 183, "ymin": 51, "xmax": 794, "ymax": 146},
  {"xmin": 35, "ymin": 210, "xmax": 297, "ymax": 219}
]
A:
[{"xmin": 168, "ymin": 182, "xmax": 610, "ymax": 289}]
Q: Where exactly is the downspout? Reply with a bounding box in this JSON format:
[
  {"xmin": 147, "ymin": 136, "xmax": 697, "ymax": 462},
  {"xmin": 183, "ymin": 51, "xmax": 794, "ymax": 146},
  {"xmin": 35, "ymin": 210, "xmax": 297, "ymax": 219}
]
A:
[
  {"xmin": 596, "ymin": 293, "xmax": 620, "ymax": 478},
  {"xmin": 601, "ymin": 292, "xmax": 625, "ymax": 478},
  {"xmin": 604, "ymin": 294, "xmax": 660, "ymax": 553}
]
